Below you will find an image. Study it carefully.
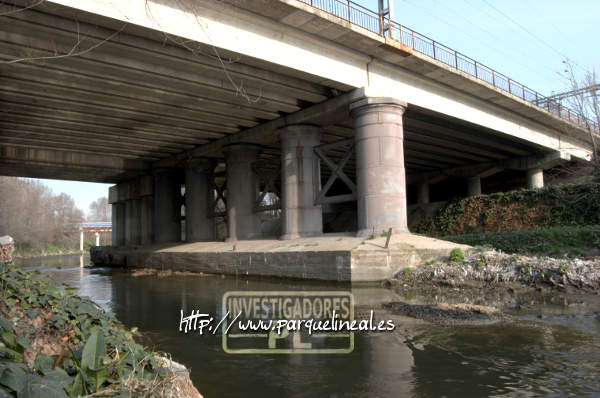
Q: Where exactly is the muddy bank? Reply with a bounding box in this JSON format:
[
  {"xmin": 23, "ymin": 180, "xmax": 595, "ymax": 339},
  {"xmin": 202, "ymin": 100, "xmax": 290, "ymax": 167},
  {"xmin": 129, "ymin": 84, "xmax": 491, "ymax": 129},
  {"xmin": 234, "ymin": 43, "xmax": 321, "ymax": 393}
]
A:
[
  {"xmin": 383, "ymin": 302, "xmax": 507, "ymax": 325},
  {"xmin": 393, "ymin": 249, "xmax": 600, "ymax": 290}
]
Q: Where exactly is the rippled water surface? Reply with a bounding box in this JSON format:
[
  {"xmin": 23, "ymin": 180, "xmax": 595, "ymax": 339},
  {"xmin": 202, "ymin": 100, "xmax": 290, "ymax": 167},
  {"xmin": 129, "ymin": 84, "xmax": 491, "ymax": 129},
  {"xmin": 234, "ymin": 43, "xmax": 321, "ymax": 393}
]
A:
[{"xmin": 22, "ymin": 255, "xmax": 600, "ymax": 398}]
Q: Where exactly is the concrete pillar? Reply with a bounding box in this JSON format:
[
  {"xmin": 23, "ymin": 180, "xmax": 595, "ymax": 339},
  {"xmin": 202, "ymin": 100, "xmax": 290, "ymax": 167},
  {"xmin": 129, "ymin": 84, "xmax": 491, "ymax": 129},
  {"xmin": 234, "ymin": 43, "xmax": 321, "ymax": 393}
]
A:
[
  {"xmin": 526, "ymin": 168, "xmax": 544, "ymax": 189},
  {"xmin": 154, "ymin": 168, "xmax": 182, "ymax": 243},
  {"xmin": 140, "ymin": 195, "xmax": 154, "ymax": 245},
  {"xmin": 417, "ymin": 182, "xmax": 430, "ymax": 204},
  {"xmin": 95, "ymin": 233, "xmax": 100, "ymax": 246},
  {"xmin": 350, "ymin": 97, "xmax": 408, "ymax": 237},
  {"xmin": 137, "ymin": 175, "xmax": 154, "ymax": 245},
  {"xmin": 186, "ymin": 158, "xmax": 216, "ymax": 242},
  {"xmin": 467, "ymin": 176, "xmax": 481, "ymax": 197},
  {"xmin": 279, "ymin": 125, "xmax": 323, "ymax": 240},
  {"xmin": 224, "ymin": 143, "xmax": 262, "ymax": 241},
  {"xmin": 125, "ymin": 198, "xmax": 141, "ymax": 246},
  {"xmin": 112, "ymin": 202, "xmax": 125, "ymax": 246}
]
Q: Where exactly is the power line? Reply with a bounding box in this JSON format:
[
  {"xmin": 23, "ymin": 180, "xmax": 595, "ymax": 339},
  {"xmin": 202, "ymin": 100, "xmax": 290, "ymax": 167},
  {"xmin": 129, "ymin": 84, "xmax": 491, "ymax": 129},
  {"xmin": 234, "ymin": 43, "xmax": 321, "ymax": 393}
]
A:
[{"xmin": 480, "ymin": 0, "xmax": 589, "ymax": 75}]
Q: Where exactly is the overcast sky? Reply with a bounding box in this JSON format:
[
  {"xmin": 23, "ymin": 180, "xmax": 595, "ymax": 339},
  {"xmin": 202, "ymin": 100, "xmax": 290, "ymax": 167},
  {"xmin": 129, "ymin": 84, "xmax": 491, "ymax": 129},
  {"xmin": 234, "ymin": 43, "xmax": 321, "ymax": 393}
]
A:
[{"xmin": 34, "ymin": 0, "xmax": 600, "ymax": 216}]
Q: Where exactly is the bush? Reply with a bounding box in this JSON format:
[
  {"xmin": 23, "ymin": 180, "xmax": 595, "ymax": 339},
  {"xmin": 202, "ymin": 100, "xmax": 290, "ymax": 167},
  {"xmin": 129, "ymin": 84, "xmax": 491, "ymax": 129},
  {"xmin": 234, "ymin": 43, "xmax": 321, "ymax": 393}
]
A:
[
  {"xmin": 413, "ymin": 183, "xmax": 600, "ymax": 236},
  {"xmin": 449, "ymin": 248, "xmax": 464, "ymax": 262}
]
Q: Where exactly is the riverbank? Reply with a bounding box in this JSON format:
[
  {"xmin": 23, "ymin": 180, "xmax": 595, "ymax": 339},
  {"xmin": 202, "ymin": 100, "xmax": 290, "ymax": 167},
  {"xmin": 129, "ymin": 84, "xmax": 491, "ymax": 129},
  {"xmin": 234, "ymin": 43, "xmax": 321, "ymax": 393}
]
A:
[
  {"xmin": 0, "ymin": 263, "xmax": 202, "ymax": 397},
  {"xmin": 392, "ymin": 248, "xmax": 600, "ymax": 291}
]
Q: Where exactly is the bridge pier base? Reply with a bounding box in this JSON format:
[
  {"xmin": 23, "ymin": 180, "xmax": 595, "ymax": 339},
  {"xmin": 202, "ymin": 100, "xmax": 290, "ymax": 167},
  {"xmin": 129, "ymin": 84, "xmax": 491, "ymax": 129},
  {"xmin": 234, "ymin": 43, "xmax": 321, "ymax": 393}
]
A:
[
  {"xmin": 185, "ymin": 158, "xmax": 216, "ymax": 242},
  {"xmin": 153, "ymin": 168, "xmax": 182, "ymax": 243},
  {"xmin": 350, "ymin": 96, "xmax": 408, "ymax": 237},
  {"xmin": 224, "ymin": 143, "xmax": 262, "ymax": 241},
  {"xmin": 280, "ymin": 125, "xmax": 323, "ymax": 240},
  {"xmin": 526, "ymin": 168, "xmax": 544, "ymax": 189}
]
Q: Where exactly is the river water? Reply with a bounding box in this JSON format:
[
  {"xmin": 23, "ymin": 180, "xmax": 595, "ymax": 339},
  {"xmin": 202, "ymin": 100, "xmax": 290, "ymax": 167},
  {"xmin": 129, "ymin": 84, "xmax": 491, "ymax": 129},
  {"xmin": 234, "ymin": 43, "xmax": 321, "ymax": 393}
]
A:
[{"xmin": 16, "ymin": 255, "xmax": 600, "ymax": 397}]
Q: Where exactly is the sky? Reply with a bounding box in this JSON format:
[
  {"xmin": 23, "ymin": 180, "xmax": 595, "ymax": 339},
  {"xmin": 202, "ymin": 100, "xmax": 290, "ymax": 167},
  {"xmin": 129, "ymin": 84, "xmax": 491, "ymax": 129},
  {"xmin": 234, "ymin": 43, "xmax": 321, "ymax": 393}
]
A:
[{"xmin": 32, "ymin": 0, "xmax": 600, "ymax": 217}]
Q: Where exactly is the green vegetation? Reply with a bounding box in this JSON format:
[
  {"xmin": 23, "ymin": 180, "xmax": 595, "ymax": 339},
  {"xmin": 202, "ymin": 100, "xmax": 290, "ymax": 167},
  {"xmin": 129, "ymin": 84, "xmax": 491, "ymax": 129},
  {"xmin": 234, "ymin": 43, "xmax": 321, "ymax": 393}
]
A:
[
  {"xmin": 0, "ymin": 264, "xmax": 176, "ymax": 397},
  {"xmin": 402, "ymin": 267, "xmax": 412, "ymax": 277},
  {"xmin": 414, "ymin": 183, "xmax": 600, "ymax": 236},
  {"xmin": 449, "ymin": 248, "xmax": 465, "ymax": 262},
  {"xmin": 444, "ymin": 225, "xmax": 600, "ymax": 256}
]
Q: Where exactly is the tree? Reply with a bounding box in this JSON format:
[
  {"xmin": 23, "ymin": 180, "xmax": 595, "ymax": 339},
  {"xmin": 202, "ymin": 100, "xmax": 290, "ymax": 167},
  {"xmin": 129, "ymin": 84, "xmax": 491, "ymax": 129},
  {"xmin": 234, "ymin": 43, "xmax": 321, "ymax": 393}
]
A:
[
  {"xmin": 88, "ymin": 197, "xmax": 111, "ymax": 222},
  {"xmin": 561, "ymin": 60, "xmax": 600, "ymax": 182},
  {"xmin": 0, "ymin": 177, "xmax": 84, "ymax": 250}
]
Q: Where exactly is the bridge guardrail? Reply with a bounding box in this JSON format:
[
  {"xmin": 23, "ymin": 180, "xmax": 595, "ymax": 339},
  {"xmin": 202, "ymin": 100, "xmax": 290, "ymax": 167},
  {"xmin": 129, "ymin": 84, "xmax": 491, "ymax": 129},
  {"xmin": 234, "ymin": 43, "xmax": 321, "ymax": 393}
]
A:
[{"xmin": 298, "ymin": 0, "xmax": 600, "ymax": 135}]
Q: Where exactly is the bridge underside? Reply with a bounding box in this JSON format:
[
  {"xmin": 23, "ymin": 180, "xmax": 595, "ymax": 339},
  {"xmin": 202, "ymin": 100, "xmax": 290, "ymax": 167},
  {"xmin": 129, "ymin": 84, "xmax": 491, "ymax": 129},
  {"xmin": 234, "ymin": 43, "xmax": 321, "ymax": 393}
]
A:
[{"xmin": 0, "ymin": 0, "xmax": 559, "ymax": 185}]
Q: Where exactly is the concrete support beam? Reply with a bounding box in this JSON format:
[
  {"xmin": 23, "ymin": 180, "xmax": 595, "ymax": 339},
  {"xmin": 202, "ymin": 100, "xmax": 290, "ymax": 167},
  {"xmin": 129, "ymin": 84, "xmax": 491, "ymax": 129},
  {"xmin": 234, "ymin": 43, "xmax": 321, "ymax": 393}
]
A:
[
  {"xmin": 153, "ymin": 168, "xmax": 182, "ymax": 243},
  {"xmin": 224, "ymin": 143, "xmax": 262, "ymax": 241},
  {"xmin": 185, "ymin": 158, "xmax": 216, "ymax": 242},
  {"xmin": 417, "ymin": 182, "xmax": 430, "ymax": 204},
  {"xmin": 279, "ymin": 125, "xmax": 323, "ymax": 240},
  {"xmin": 467, "ymin": 176, "xmax": 482, "ymax": 197},
  {"xmin": 526, "ymin": 168, "xmax": 544, "ymax": 189},
  {"xmin": 350, "ymin": 96, "xmax": 408, "ymax": 236}
]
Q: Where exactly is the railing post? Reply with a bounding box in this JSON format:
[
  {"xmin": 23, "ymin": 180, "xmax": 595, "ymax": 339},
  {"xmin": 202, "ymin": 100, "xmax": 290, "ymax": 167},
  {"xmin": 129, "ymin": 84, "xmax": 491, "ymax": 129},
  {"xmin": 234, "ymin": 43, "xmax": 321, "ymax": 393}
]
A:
[
  {"xmin": 492, "ymin": 70, "xmax": 496, "ymax": 87},
  {"xmin": 535, "ymin": 92, "xmax": 538, "ymax": 106},
  {"xmin": 474, "ymin": 61, "xmax": 478, "ymax": 78},
  {"xmin": 454, "ymin": 51, "xmax": 458, "ymax": 68},
  {"xmin": 508, "ymin": 79, "xmax": 511, "ymax": 94},
  {"xmin": 522, "ymin": 86, "xmax": 525, "ymax": 99},
  {"xmin": 432, "ymin": 41, "xmax": 436, "ymax": 59},
  {"xmin": 411, "ymin": 30, "xmax": 415, "ymax": 49},
  {"xmin": 347, "ymin": 0, "xmax": 351, "ymax": 22}
]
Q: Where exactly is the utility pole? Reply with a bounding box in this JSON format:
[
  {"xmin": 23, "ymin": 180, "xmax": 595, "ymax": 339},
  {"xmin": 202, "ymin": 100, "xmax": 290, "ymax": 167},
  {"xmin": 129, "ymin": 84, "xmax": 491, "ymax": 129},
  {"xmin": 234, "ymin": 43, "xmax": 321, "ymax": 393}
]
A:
[{"xmin": 378, "ymin": 0, "xmax": 395, "ymax": 36}]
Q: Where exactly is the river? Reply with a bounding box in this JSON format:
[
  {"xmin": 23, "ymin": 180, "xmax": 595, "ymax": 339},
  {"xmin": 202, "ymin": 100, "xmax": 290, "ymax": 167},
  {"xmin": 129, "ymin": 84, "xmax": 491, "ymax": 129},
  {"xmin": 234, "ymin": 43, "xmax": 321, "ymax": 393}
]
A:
[{"xmin": 15, "ymin": 254, "xmax": 600, "ymax": 397}]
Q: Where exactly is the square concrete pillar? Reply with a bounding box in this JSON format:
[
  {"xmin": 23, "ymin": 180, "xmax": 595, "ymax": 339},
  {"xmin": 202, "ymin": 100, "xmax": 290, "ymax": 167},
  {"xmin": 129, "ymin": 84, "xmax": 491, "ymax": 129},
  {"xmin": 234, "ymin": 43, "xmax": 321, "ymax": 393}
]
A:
[
  {"xmin": 279, "ymin": 125, "xmax": 323, "ymax": 240},
  {"xmin": 224, "ymin": 143, "xmax": 262, "ymax": 241},
  {"xmin": 185, "ymin": 158, "xmax": 216, "ymax": 242},
  {"xmin": 467, "ymin": 176, "xmax": 481, "ymax": 196},
  {"xmin": 153, "ymin": 168, "xmax": 182, "ymax": 243},
  {"xmin": 125, "ymin": 198, "xmax": 141, "ymax": 246},
  {"xmin": 526, "ymin": 168, "xmax": 544, "ymax": 189},
  {"xmin": 350, "ymin": 96, "xmax": 408, "ymax": 237},
  {"xmin": 111, "ymin": 202, "xmax": 125, "ymax": 246},
  {"xmin": 140, "ymin": 195, "xmax": 154, "ymax": 245}
]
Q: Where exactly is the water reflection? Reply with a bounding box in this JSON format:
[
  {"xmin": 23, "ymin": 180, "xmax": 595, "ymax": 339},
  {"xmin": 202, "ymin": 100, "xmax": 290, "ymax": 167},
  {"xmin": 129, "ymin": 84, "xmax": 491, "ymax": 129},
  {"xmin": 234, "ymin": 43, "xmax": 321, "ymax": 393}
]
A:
[{"xmin": 25, "ymin": 259, "xmax": 600, "ymax": 398}]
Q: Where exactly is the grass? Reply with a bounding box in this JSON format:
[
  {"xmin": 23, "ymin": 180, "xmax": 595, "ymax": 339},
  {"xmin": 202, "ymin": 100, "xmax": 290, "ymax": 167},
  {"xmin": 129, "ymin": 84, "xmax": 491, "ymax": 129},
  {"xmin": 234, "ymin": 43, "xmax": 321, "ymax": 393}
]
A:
[{"xmin": 443, "ymin": 225, "xmax": 600, "ymax": 257}]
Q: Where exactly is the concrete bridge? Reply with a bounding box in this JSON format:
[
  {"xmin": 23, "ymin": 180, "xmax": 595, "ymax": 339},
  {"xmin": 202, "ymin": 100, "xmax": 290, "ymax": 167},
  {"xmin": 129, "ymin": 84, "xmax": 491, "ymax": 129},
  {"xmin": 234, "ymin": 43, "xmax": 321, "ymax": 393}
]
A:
[{"xmin": 1, "ymin": 0, "xmax": 596, "ymax": 280}]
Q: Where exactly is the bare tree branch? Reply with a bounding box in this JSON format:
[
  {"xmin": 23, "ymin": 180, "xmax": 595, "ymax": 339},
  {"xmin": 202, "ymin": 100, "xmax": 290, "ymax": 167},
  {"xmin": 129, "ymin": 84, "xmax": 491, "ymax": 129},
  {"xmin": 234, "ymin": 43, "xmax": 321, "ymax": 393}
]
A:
[
  {"xmin": 0, "ymin": 22, "xmax": 128, "ymax": 65},
  {"xmin": 0, "ymin": 0, "xmax": 44, "ymax": 17}
]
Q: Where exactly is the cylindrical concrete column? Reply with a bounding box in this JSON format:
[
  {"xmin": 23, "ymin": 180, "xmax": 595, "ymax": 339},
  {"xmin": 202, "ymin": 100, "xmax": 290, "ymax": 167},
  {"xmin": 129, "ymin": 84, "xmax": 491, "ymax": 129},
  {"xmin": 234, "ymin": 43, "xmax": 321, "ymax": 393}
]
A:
[
  {"xmin": 224, "ymin": 143, "xmax": 262, "ymax": 241},
  {"xmin": 526, "ymin": 168, "xmax": 544, "ymax": 189},
  {"xmin": 125, "ymin": 199, "xmax": 141, "ymax": 246},
  {"xmin": 417, "ymin": 182, "xmax": 430, "ymax": 204},
  {"xmin": 467, "ymin": 176, "xmax": 481, "ymax": 197},
  {"xmin": 280, "ymin": 125, "xmax": 323, "ymax": 240},
  {"xmin": 186, "ymin": 158, "xmax": 216, "ymax": 242},
  {"xmin": 154, "ymin": 168, "xmax": 182, "ymax": 243},
  {"xmin": 112, "ymin": 202, "xmax": 125, "ymax": 246},
  {"xmin": 350, "ymin": 97, "xmax": 408, "ymax": 237}
]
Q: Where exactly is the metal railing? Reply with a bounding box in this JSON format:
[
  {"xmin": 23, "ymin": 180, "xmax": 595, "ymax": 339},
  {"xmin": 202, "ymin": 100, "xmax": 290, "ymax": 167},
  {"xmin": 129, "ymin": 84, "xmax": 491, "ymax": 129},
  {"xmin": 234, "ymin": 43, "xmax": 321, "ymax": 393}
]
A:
[{"xmin": 298, "ymin": 0, "xmax": 600, "ymax": 134}]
